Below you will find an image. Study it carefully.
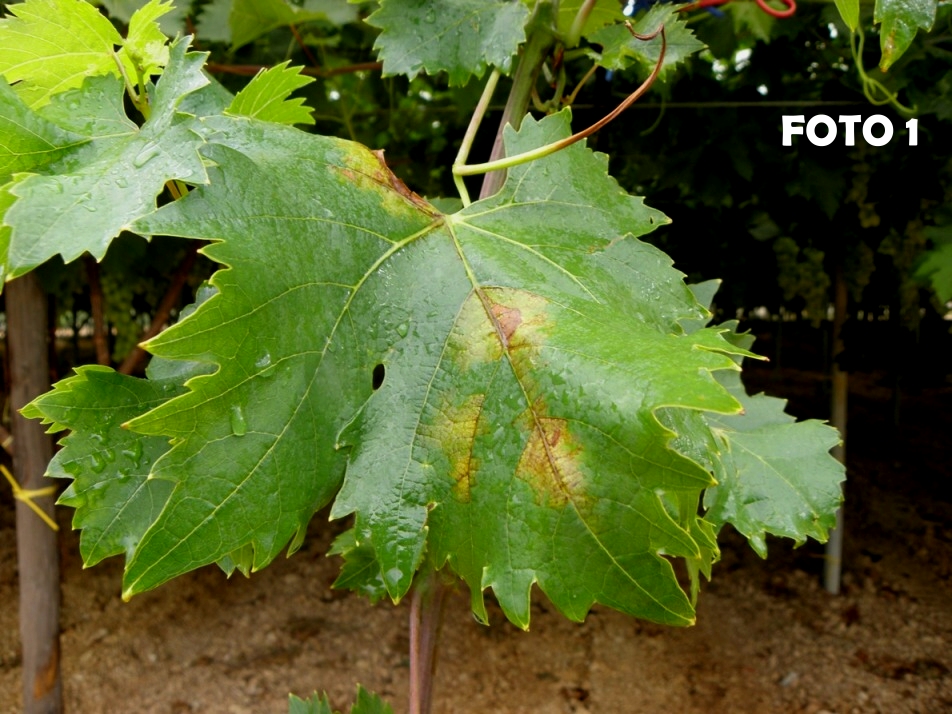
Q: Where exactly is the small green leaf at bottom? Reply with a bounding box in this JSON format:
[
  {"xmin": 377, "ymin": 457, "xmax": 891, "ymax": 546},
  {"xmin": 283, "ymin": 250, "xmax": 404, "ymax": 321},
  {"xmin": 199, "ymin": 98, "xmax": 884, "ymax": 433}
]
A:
[{"xmin": 289, "ymin": 687, "xmax": 393, "ymax": 714}]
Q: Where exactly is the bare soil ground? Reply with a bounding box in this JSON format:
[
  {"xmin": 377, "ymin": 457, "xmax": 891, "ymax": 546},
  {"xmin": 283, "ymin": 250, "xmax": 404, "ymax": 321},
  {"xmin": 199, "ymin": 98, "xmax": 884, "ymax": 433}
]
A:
[{"xmin": 2, "ymin": 365, "xmax": 951, "ymax": 714}]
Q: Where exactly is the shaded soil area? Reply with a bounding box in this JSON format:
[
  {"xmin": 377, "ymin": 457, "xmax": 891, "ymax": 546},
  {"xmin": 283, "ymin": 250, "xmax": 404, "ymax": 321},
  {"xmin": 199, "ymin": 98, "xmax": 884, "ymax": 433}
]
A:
[{"xmin": 1, "ymin": 364, "xmax": 951, "ymax": 713}]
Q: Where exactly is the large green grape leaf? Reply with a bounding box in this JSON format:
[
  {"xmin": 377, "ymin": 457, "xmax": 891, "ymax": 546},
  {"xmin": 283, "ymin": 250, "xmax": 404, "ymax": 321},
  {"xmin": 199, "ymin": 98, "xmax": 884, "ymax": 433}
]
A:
[
  {"xmin": 1, "ymin": 39, "xmax": 209, "ymax": 279},
  {"xmin": 113, "ymin": 108, "xmax": 751, "ymax": 630},
  {"xmin": 22, "ymin": 366, "xmax": 182, "ymax": 566},
  {"xmin": 875, "ymin": 0, "xmax": 937, "ymax": 70},
  {"xmin": 367, "ymin": 0, "xmax": 529, "ymax": 85},
  {"xmin": 0, "ymin": 0, "xmax": 123, "ymax": 108},
  {"xmin": 589, "ymin": 6, "xmax": 705, "ymax": 77}
]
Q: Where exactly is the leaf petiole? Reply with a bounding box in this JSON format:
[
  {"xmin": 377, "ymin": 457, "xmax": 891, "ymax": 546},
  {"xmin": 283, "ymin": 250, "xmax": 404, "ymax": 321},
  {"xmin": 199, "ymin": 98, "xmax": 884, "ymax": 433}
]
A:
[
  {"xmin": 566, "ymin": 0, "xmax": 598, "ymax": 48},
  {"xmin": 454, "ymin": 26, "xmax": 667, "ymax": 179},
  {"xmin": 112, "ymin": 51, "xmax": 151, "ymax": 120},
  {"xmin": 849, "ymin": 28, "xmax": 916, "ymax": 115},
  {"xmin": 453, "ymin": 68, "xmax": 501, "ymax": 207}
]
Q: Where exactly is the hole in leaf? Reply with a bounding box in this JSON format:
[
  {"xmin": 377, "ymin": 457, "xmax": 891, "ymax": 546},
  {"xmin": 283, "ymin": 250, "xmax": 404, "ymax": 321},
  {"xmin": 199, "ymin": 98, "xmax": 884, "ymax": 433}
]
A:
[{"xmin": 372, "ymin": 363, "xmax": 385, "ymax": 390}]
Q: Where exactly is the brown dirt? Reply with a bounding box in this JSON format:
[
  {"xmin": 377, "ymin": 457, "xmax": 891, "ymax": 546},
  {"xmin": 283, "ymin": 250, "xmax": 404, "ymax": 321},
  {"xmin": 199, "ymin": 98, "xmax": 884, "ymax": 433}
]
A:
[{"xmin": 2, "ymin": 367, "xmax": 951, "ymax": 713}]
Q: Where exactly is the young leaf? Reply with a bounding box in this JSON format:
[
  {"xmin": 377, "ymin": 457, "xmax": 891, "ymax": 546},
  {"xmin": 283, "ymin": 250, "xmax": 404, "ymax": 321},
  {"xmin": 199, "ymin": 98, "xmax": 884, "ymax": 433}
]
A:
[
  {"xmin": 589, "ymin": 6, "xmax": 705, "ymax": 76},
  {"xmin": 367, "ymin": 0, "xmax": 529, "ymax": 85},
  {"xmin": 2, "ymin": 39, "xmax": 209, "ymax": 278},
  {"xmin": 875, "ymin": 0, "xmax": 937, "ymax": 70},
  {"xmin": 289, "ymin": 693, "xmax": 335, "ymax": 714},
  {"xmin": 226, "ymin": 61, "xmax": 316, "ymax": 126},
  {"xmin": 328, "ymin": 528, "xmax": 388, "ymax": 603},
  {"xmin": 117, "ymin": 109, "xmax": 751, "ymax": 631},
  {"xmin": 22, "ymin": 366, "xmax": 182, "ymax": 566},
  {"xmin": 119, "ymin": 0, "xmax": 175, "ymax": 78},
  {"xmin": 101, "ymin": 0, "xmax": 189, "ymax": 36},
  {"xmin": 0, "ymin": 0, "xmax": 123, "ymax": 108}
]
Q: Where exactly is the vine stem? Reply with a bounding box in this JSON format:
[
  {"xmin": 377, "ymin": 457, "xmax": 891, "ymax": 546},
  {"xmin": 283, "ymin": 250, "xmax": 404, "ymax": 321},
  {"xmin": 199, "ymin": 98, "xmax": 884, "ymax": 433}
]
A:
[
  {"xmin": 454, "ymin": 69, "xmax": 501, "ymax": 206},
  {"xmin": 84, "ymin": 257, "xmax": 110, "ymax": 367},
  {"xmin": 456, "ymin": 26, "xmax": 667, "ymax": 179},
  {"xmin": 112, "ymin": 51, "xmax": 150, "ymax": 120},
  {"xmin": 478, "ymin": 1, "xmax": 557, "ymax": 199},
  {"xmin": 118, "ymin": 245, "xmax": 200, "ymax": 376},
  {"xmin": 408, "ymin": 569, "xmax": 450, "ymax": 714},
  {"xmin": 566, "ymin": 0, "xmax": 598, "ymax": 48},
  {"xmin": 849, "ymin": 28, "xmax": 916, "ymax": 115}
]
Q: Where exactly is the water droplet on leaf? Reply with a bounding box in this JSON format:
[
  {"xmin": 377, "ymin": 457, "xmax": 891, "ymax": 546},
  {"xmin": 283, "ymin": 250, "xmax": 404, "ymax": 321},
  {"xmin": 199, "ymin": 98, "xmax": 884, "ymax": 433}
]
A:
[
  {"xmin": 89, "ymin": 452, "xmax": 106, "ymax": 473},
  {"xmin": 133, "ymin": 143, "xmax": 161, "ymax": 168},
  {"xmin": 396, "ymin": 322, "xmax": 409, "ymax": 338},
  {"xmin": 230, "ymin": 404, "xmax": 247, "ymax": 436}
]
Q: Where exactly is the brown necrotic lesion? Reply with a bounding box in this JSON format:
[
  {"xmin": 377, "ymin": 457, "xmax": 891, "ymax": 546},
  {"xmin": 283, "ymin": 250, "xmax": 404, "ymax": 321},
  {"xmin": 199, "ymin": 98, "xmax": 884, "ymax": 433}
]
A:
[{"xmin": 515, "ymin": 411, "xmax": 586, "ymax": 508}]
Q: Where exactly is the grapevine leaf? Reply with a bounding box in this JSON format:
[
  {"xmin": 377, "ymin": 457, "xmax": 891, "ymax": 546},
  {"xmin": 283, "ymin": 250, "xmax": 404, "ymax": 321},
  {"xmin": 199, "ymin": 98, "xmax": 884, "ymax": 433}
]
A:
[
  {"xmin": 703, "ymin": 331, "xmax": 844, "ymax": 557},
  {"xmin": 0, "ymin": 0, "xmax": 123, "ymax": 108},
  {"xmin": 226, "ymin": 61, "xmax": 316, "ymax": 126},
  {"xmin": 677, "ymin": 290, "xmax": 844, "ymax": 557},
  {"xmin": 729, "ymin": 2, "xmax": 775, "ymax": 45},
  {"xmin": 196, "ymin": 0, "xmax": 232, "ymax": 43},
  {"xmin": 875, "ymin": 0, "xmax": 937, "ymax": 70},
  {"xmin": 589, "ymin": 6, "xmax": 705, "ymax": 76},
  {"xmin": 3, "ymin": 39, "xmax": 209, "ymax": 277},
  {"xmin": 289, "ymin": 693, "xmax": 334, "ymax": 714},
  {"xmin": 289, "ymin": 687, "xmax": 393, "ymax": 714},
  {"xmin": 21, "ymin": 366, "xmax": 182, "ymax": 566},
  {"xmin": 299, "ymin": 0, "xmax": 360, "ymax": 26},
  {"xmin": 122, "ymin": 109, "xmax": 750, "ymax": 630},
  {"xmin": 833, "ymin": 0, "xmax": 859, "ymax": 32},
  {"xmin": 350, "ymin": 688, "xmax": 394, "ymax": 714},
  {"xmin": 118, "ymin": 0, "xmax": 175, "ymax": 78},
  {"xmin": 33, "ymin": 74, "xmax": 139, "ymax": 139},
  {"xmin": 367, "ymin": 0, "xmax": 529, "ymax": 85},
  {"xmin": 0, "ymin": 78, "xmax": 85, "ymax": 178},
  {"xmin": 101, "ymin": 0, "xmax": 188, "ymax": 36},
  {"xmin": 328, "ymin": 528, "xmax": 388, "ymax": 603}
]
